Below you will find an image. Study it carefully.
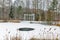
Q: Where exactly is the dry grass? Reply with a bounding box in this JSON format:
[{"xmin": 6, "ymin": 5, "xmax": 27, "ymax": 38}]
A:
[
  {"xmin": 10, "ymin": 36, "xmax": 21, "ymax": 40},
  {"xmin": 30, "ymin": 37, "xmax": 40, "ymax": 40},
  {"xmin": 0, "ymin": 20, "xmax": 20, "ymax": 23},
  {"xmin": 5, "ymin": 33, "xmax": 21, "ymax": 40},
  {"xmin": 8, "ymin": 20, "xmax": 20, "ymax": 23},
  {"xmin": 30, "ymin": 38, "xmax": 59, "ymax": 40},
  {"xmin": 30, "ymin": 35, "xmax": 59, "ymax": 40},
  {"xmin": 30, "ymin": 38, "xmax": 48, "ymax": 40},
  {"xmin": 0, "ymin": 20, "xmax": 6, "ymax": 22},
  {"xmin": 56, "ymin": 24, "xmax": 60, "ymax": 26}
]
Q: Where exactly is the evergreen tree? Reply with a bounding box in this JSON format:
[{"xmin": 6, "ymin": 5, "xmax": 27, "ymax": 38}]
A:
[
  {"xmin": 47, "ymin": 0, "xmax": 58, "ymax": 21},
  {"xmin": 17, "ymin": 6, "xmax": 22, "ymax": 19},
  {"xmin": 49, "ymin": 0, "xmax": 58, "ymax": 11},
  {"xmin": 47, "ymin": 0, "xmax": 58, "ymax": 24},
  {"xmin": 9, "ymin": 5, "xmax": 14, "ymax": 19}
]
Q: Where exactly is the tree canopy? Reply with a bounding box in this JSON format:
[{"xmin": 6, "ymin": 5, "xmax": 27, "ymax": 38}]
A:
[{"xmin": 49, "ymin": 0, "xmax": 58, "ymax": 11}]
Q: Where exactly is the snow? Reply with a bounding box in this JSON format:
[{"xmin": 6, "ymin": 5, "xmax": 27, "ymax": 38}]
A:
[{"xmin": 0, "ymin": 21, "xmax": 60, "ymax": 40}]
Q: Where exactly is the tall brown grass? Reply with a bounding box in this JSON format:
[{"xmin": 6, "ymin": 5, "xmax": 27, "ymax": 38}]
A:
[
  {"xmin": 30, "ymin": 37, "xmax": 40, "ymax": 40},
  {"xmin": 11, "ymin": 36, "xmax": 21, "ymax": 40},
  {"xmin": 5, "ymin": 34, "xmax": 21, "ymax": 40}
]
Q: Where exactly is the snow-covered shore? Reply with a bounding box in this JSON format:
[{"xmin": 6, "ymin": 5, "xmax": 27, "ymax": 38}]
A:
[{"xmin": 0, "ymin": 21, "xmax": 60, "ymax": 40}]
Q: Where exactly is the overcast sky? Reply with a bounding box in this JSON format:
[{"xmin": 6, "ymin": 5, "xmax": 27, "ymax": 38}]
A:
[{"xmin": 12, "ymin": 0, "xmax": 15, "ymax": 3}]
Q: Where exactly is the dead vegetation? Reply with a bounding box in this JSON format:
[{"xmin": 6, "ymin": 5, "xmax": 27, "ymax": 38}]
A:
[
  {"xmin": 30, "ymin": 38, "xmax": 40, "ymax": 40},
  {"xmin": 5, "ymin": 36, "xmax": 21, "ymax": 40},
  {"xmin": 56, "ymin": 24, "xmax": 60, "ymax": 26},
  {"xmin": 11, "ymin": 36, "xmax": 21, "ymax": 40},
  {"xmin": 30, "ymin": 37, "xmax": 59, "ymax": 40},
  {"xmin": 30, "ymin": 34, "xmax": 59, "ymax": 40},
  {"xmin": 0, "ymin": 20, "xmax": 20, "ymax": 23}
]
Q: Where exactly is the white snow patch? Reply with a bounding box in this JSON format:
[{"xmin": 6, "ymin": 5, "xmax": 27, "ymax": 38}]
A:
[{"xmin": 0, "ymin": 21, "xmax": 60, "ymax": 40}]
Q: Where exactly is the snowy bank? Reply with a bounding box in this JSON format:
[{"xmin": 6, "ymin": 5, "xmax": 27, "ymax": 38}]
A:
[{"xmin": 0, "ymin": 21, "xmax": 60, "ymax": 40}]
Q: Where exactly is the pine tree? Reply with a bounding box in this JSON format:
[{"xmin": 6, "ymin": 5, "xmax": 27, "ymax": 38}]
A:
[
  {"xmin": 49, "ymin": 0, "xmax": 58, "ymax": 11},
  {"xmin": 9, "ymin": 5, "xmax": 14, "ymax": 19}
]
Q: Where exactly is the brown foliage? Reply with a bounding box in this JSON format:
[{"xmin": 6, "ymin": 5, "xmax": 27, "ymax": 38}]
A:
[
  {"xmin": 11, "ymin": 36, "xmax": 21, "ymax": 40},
  {"xmin": 30, "ymin": 38, "xmax": 40, "ymax": 40}
]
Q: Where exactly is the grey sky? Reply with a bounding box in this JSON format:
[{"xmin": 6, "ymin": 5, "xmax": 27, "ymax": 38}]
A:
[{"xmin": 12, "ymin": 0, "xmax": 15, "ymax": 3}]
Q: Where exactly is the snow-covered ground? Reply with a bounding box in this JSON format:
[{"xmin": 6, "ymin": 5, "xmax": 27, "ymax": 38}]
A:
[{"xmin": 0, "ymin": 21, "xmax": 60, "ymax": 40}]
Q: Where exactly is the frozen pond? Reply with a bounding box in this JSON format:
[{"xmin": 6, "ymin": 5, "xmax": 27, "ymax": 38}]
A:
[{"xmin": 0, "ymin": 21, "xmax": 60, "ymax": 40}]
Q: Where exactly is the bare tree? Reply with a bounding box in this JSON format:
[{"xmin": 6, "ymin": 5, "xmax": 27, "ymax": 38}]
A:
[
  {"xmin": 2, "ymin": 0, "xmax": 4, "ymax": 19},
  {"xmin": 26, "ymin": 0, "xmax": 30, "ymax": 14},
  {"xmin": 32, "ymin": 0, "xmax": 39, "ymax": 21}
]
